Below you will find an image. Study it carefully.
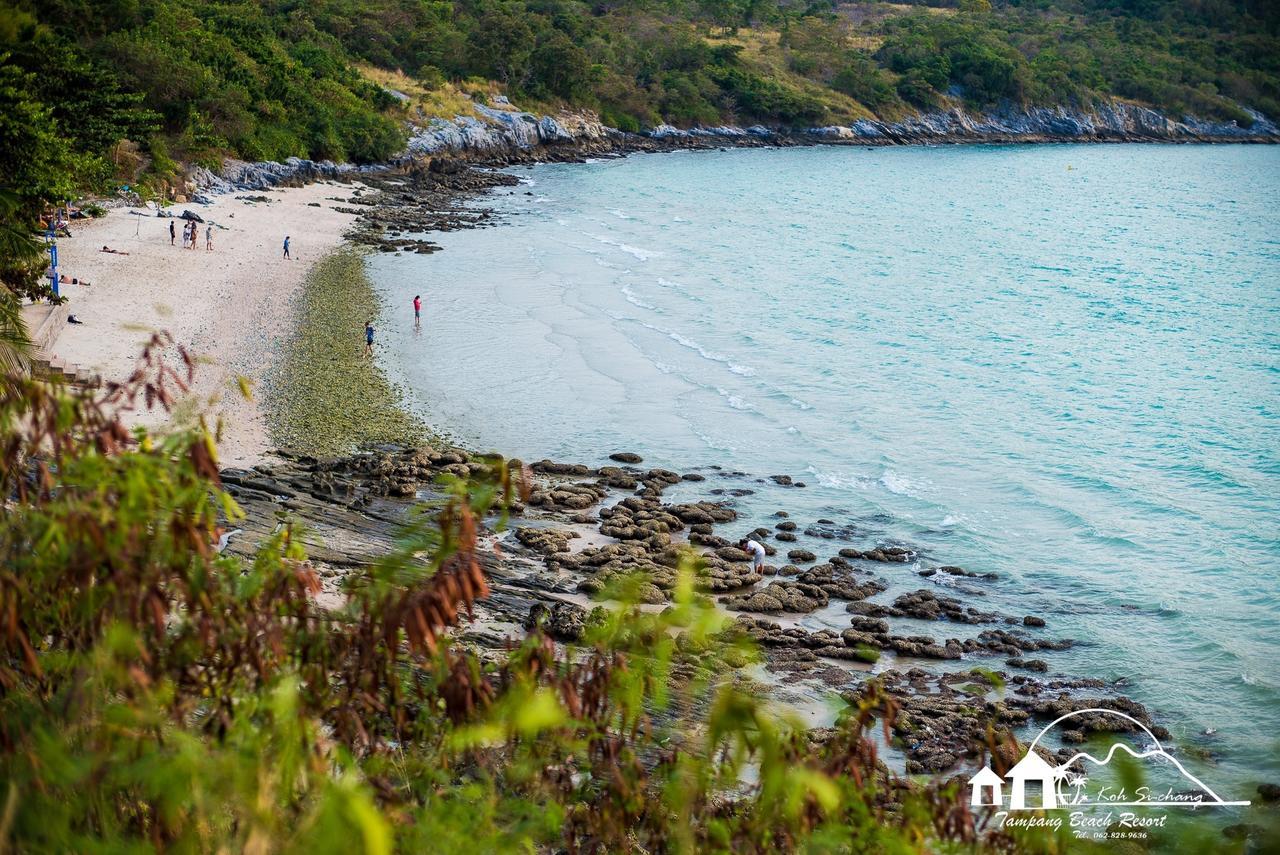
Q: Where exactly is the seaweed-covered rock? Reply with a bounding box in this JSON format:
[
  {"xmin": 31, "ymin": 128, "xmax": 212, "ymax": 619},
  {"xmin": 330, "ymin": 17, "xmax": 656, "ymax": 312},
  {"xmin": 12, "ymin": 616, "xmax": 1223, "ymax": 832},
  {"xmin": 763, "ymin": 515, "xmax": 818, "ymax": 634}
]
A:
[
  {"xmin": 893, "ymin": 589, "xmax": 1001, "ymax": 623},
  {"xmin": 515, "ymin": 526, "xmax": 576, "ymax": 555},
  {"xmin": 721, "ymin": 581, "xmax": 828, "ymax": 613},
  {"xmin": 525, "ymin": 601, "xmax": 590, "ymax": 641}
]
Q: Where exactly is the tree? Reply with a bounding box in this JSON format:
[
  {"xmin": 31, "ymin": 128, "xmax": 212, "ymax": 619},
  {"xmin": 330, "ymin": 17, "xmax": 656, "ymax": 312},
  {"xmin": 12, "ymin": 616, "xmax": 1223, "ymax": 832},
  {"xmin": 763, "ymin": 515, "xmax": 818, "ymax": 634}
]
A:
[{"xmin": 0, "ymin": 58, "xmax": 76, "ymax": 304}]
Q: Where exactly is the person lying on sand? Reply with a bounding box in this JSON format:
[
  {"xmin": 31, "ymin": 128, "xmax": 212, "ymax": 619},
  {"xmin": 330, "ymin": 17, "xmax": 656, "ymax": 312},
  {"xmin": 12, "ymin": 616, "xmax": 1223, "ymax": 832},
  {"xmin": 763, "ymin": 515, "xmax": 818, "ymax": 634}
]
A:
[
  {"xmin": 100, "ymin": 245, "xmax": 129, "ymax": 255},
  {"xmin": 57, "ymin": 274, "xmax": 91, "ymax": 287}
]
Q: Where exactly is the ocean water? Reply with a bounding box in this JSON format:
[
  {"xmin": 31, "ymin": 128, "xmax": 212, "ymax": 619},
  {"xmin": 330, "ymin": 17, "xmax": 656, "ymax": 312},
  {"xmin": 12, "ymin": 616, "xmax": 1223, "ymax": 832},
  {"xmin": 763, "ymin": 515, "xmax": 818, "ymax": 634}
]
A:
[{"xmin": 368, "ymin": 144, "xmax": 1280, "ymax": 792}]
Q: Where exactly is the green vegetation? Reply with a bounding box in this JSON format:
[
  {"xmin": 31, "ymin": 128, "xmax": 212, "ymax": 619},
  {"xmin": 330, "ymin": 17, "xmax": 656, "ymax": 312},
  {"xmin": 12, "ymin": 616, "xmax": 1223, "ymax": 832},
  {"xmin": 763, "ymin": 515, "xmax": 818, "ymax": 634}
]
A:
[
  {"xmin": 3, "ymin": 0, "xmax": 1277, "ymax": 172},
  {"xmin": 4, "ymin": 331, "xmax": 1277, "ymax": 852},
  {"xmin": 0, "ymin": 349, "xmax": 1035, "ymax": 852},
  {"xmin": 267, "ymin": 248, "xmax": 428, "ymax": 457}
]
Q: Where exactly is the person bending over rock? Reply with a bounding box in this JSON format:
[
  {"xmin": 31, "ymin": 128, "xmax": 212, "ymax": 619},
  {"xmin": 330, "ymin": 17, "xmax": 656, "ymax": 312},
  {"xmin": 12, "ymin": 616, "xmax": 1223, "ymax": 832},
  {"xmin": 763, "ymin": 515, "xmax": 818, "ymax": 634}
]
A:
[{"xmin": 740, "ymin": 538, "xmax": 767, "ymax": 571}]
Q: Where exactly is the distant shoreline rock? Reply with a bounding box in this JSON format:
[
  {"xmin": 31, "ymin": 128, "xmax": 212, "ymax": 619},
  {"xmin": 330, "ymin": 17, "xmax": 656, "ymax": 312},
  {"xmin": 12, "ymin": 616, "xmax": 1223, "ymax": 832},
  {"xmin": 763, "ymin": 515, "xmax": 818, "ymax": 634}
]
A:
[{"xmin": 192, "ymin": 99, "xmax": 1276, "ymax": 194}]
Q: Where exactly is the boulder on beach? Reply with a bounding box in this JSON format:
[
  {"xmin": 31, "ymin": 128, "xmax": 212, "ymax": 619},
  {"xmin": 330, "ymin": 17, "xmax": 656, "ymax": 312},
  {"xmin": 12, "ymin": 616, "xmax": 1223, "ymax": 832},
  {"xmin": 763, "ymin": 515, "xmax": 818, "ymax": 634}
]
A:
[{"xmin": 722, "ymin": 581, "xmax": 828, "ymax": 613}]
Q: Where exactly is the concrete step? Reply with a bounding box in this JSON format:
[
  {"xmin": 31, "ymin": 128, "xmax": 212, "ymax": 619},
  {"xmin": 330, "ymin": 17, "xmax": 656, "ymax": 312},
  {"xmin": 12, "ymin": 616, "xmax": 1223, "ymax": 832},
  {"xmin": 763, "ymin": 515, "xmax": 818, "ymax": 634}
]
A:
[
  {"xmin": 31, "ymin": 357, "xmax": 100, "ymax": 388},
  {"xmin": 19, "ymin": 301, "xmax": 70, "ymax": 354}
]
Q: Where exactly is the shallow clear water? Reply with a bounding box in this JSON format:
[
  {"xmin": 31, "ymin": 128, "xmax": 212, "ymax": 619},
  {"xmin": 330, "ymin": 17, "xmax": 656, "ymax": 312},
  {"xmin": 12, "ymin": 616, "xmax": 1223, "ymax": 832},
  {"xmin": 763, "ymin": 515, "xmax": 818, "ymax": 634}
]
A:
[{"xmin": 369, "ymin": 144, "xmax": 1280, "ymax": 792}]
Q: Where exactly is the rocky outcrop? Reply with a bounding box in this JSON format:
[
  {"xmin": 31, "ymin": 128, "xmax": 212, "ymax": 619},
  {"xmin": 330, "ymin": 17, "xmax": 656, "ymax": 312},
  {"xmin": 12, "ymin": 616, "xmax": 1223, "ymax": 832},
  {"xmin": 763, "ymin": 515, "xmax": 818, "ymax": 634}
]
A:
[
  {"xmin": 195, "ymin": 157, "xmax": 387, "ymax": 192},
  {"xmin": 193, "ymin": 94, "xmax": 1275, "ymax": 196},
  {"xmin": 814, "ymin": 102, "xmax": 1278, "ymax": 144},
  {"xmin": 407, "ymin": 107, "xmax": 616, "ymax": 159}
]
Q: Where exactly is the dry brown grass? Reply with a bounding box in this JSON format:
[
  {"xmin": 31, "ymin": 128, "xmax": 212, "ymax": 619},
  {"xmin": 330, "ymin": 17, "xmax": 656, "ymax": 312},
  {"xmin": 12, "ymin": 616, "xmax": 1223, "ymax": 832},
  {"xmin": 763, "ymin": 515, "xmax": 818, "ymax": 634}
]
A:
[
  {"xmin": 711, "ymin": 27, "xmax": 877, "ymax": 123},
  {"xmin": 356, "ymin": 65, "xmax": 527, "ymax": 120}
]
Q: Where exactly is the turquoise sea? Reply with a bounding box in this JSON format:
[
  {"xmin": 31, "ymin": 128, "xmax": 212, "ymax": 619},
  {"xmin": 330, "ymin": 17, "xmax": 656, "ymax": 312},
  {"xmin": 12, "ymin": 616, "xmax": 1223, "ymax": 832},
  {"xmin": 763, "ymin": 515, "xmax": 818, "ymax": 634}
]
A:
[{"xmin": 369, "ymin": 144, "xmax": 1280, "ymax": 793}]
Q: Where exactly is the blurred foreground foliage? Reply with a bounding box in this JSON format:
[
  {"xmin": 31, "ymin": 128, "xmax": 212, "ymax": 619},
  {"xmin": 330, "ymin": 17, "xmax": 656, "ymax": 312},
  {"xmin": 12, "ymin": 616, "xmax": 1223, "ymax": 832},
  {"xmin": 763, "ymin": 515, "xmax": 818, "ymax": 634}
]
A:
[{"xmin": 0, "ymin": 340, "xmax": 1274, "ymax": 853}]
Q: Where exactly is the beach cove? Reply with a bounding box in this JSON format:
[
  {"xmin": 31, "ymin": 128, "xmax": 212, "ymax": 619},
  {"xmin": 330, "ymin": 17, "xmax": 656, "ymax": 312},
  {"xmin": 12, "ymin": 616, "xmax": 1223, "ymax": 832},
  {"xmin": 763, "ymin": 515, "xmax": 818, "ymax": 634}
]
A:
[
  {"xmin": 368, "ymin": 143, "xmax": 1280, "ymax": 797},
  {"xmin": 39, "ymin": 142, "xmax": 1280, "ymax": 815}
]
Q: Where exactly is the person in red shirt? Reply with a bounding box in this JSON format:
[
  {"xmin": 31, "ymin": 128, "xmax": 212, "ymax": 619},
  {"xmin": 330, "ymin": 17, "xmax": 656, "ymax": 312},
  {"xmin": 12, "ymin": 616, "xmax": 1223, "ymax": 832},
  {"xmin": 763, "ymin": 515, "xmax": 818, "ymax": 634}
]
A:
[{"xmin": 413, "ymin": 294, "xmax": 422, "ymax": 329}]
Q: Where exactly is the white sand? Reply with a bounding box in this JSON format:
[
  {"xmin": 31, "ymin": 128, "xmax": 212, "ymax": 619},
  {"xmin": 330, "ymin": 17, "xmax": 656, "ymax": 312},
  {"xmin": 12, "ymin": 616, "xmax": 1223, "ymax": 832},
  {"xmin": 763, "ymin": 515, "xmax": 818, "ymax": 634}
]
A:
[{"xmin": 51, "ymin": 183, "xmax": 362, "ymax": 467}]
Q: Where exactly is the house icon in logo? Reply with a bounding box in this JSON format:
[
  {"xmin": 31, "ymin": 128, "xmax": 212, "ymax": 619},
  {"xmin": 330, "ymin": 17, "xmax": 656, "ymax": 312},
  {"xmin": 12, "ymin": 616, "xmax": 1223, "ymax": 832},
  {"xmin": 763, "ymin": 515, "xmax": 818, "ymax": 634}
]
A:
[
  {"xmin": 1007, "ymin": 751, "xmax": 1060, "ymax": 809},
  {"xmin": 968, "ymin": 753, "xmax": 1060, "ymax": 809},
  {"xmin": 968, "ymin": 766, "xmax": 1003, "ymax": 807}
]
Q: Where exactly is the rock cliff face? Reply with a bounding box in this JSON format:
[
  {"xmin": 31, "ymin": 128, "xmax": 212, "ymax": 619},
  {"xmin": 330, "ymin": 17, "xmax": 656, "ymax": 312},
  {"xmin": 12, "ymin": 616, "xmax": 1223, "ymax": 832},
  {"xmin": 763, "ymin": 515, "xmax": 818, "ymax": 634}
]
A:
[
  {"xmin": 406, "ymin": 105, "xmax": 606, "ymax": 154},
  {"xmin": 191, "ymin": 158, "xmax": 385, "ymax": 193},
  {"xmin": 811, "ymin": 102, "xmax": 1278, "ymax": 144},
  {"xmin": 199, "ymin": 99, "xmax": 1275, "ymax": 191}
]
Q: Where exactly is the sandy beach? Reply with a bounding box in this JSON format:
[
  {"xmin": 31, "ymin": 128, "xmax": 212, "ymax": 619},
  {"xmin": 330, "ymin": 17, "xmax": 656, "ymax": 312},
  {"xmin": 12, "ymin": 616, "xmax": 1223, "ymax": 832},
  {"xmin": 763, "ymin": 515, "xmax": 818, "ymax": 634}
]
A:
[{"xmin": 49, "ymin": 183, "xmax": 362, "ymax": 466}]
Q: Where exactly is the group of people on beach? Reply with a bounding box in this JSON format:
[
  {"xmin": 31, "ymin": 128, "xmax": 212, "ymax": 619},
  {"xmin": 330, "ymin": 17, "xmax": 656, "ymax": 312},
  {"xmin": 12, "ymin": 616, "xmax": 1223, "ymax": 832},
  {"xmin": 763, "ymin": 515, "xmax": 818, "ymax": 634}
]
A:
[{"xmin": 170, "ymin": 218, "xmax": 212, "ymax": 251}]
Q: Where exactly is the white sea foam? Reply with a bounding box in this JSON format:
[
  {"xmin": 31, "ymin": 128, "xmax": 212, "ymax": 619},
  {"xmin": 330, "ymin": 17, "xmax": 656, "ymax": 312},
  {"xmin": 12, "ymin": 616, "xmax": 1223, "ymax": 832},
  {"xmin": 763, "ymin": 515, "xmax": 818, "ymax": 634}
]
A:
[
  {"xmin": 619, "ymin": 243, "xmax": 653, "ymax": 261},
  {"xmin": 695, "ymin": 431, "xmax": 735, "ymax": 452},
  {"xmin": 609, "ymin": 209, "xmax": 633, "ymax": 220},
  {"xmin": 715, "ymin": 387, "xmax": 752, "ymax": 411},
  {"xmin": 804, "ymin": 466, "xmax": 873, "ymax": 491},
  {"xmin": 645, "ymin": 323, "xmax": 756, "ymax": 378},
  {"xmin": 790, "ymin": 398, "xmax": 813, "ymax": 410},
  {"xmin": 654, "ymin": 276, "xmax": 706, "ymax": 303},
  {"xmin": 621, "ymin": 284, "xmax": 657, "ymax": 310},
  {"xmin": 879, "ymin": 470, "xmax": 931, "ymax": 498},
  {"xmin": 586, "ymin": 233, "xmax": 656, "ymax": 261},
  {"xmin": 1239, "ymin": 671, "xmax": 1276, "ymax": 688}
]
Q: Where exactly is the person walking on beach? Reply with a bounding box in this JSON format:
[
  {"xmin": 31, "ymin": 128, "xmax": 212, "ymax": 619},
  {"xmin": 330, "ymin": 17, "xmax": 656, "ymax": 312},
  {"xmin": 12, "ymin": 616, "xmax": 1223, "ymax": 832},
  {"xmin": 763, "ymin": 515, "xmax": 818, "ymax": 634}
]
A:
[
  {"xmin": 205, "ymin": 224, "xmax": 213, "ymax": 251},
  {"xmin": 363, "ymin": 320, "xmax": 375, "ymax": 357},
  {"xmin": 181, "ymin": 220, "xmax": 189, "ymax": 249},
  {"xmin": 740, "ymin": 538, "xmax": 768, "ymax": 572},
  {"xmin": 413, "ymin": 294, "xmax": 422, "ymax": 329},
  {"xmin": 283, "ymin": 236, "xmax": 291, "ymax": 260},
  {"xmin": 169, "ymin": 219, "xmax": 176, "ymax": 246}
]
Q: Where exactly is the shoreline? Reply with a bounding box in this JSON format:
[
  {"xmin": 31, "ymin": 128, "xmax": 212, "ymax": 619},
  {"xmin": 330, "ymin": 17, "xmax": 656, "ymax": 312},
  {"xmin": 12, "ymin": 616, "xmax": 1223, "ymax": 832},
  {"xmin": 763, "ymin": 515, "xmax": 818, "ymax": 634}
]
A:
[
  {"xmin": 43, "ymin": 145, "xmax": 1270, "ymax": 803},
  {"xmin": 308, "ymin": 147, "xmax": 1273, "ymax": 803},
  {"xmin": 49, "ymin": 182, "xmax": 364, "ymax": 467},
  {"xmin": 265, "ymin": 247, "xmax": 429, "ymax": 457}
]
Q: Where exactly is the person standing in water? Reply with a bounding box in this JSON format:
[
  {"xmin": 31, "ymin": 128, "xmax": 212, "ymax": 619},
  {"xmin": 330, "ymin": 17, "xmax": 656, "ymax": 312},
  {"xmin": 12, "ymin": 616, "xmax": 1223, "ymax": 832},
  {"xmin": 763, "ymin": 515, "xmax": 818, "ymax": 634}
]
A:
[
  {"xmin": 413, "ymin": 294, "xmax": 422, "ymax": 329},
  {"xmin": 740, "ymin": 538, "xmax": 768, "ymax": 572},
  {"xmin": 283, "ymin": 235, "xmax": 291, "ymax": 260},
  {"xmin": 363, "ymin": 320, "xmax": 375, "ymax": 357}
]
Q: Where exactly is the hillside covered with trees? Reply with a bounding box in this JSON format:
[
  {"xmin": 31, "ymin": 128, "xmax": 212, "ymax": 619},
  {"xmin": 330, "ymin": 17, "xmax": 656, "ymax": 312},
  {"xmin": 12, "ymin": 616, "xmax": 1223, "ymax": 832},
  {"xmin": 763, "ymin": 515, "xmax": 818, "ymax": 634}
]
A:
[{"xmin": 1, "ymin": 0, "xmax": 1278, "ymax": 212}]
